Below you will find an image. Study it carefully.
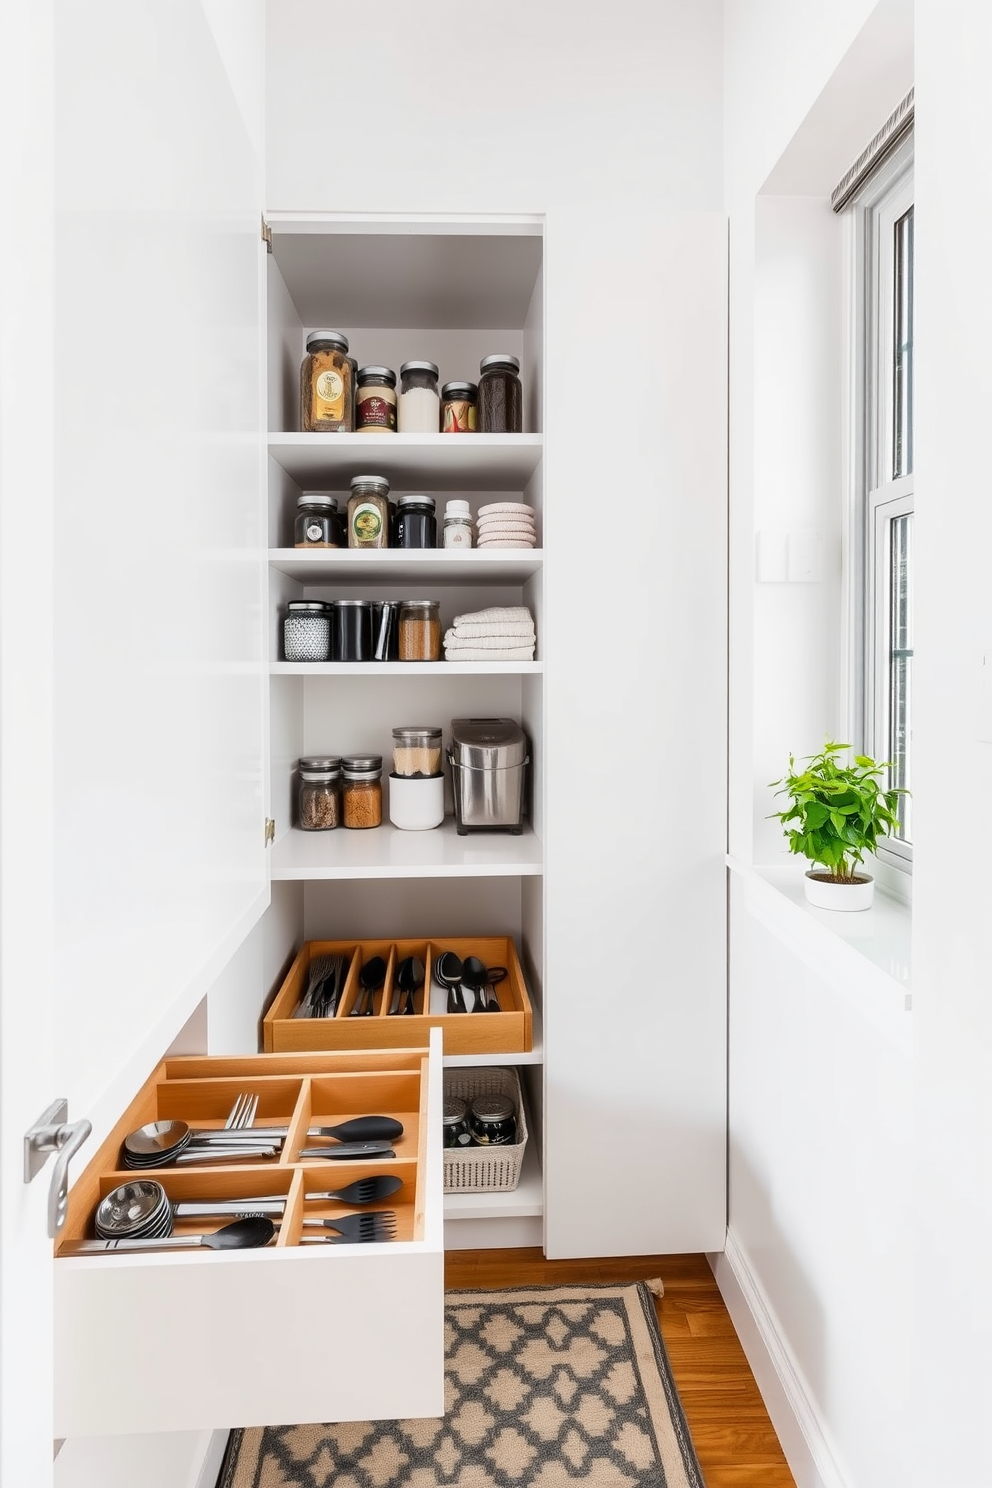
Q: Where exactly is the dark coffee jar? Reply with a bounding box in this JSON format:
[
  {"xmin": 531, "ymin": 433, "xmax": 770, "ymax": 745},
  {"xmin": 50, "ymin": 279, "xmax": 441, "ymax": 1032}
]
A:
[
  {"xmin": 477, "ymin": 353, "xmax": 523, "ymax": 433},
  {"xmin": 468, "ymin": 1093, "xmax": 517, "ymax": 1146},
  {"xmin": 443, "ymin": 1098, "xmax": 473, "ymax": 1148},
  {"xmin": 332, "ymin": 599, "xmax": 373, "ymax": 662},
  {"xmin": 395, "ymin": 494, "xmax": 437, "ymax": 549}
]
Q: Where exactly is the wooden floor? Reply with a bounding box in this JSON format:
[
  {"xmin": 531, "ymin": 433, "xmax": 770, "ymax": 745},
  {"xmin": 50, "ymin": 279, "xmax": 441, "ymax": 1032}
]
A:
[{"xmin": 446, "ymin": 1249, "xmax": 796, "ymax": 1488}]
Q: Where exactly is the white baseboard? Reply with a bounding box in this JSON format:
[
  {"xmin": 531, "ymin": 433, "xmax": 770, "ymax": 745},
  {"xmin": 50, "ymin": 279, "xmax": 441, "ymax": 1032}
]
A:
[
  {"xmin": 196, "ymin": 1430, "xmax": 230, "ymax": 1488},
  {"xmin": 709, "ymin": 1232, "xmax": 849, "ymax": 1488},
  {"xmin": 54, "ymin": 1428, "xmax": 228, "ymax": 1488}
]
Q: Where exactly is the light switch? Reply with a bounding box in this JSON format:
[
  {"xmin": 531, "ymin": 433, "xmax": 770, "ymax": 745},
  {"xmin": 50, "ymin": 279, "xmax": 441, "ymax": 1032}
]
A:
[{"xmin": 787, "ymin": 528, "xmax": 826, "ymax": 582}]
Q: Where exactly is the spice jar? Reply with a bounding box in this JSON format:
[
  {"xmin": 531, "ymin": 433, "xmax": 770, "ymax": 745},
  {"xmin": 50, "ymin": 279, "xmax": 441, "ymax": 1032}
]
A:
[
  {"xmin": 397, "ymin": 361, "xmax": 440, "ymax": 433},
  {"xmin": 348, "ymin": 474, "xmax": 390, "ymax": 549},
  {"xmin": 398, "ymin": 600, "xmax": 442, "ymax": 661},
  {"xmin": 468, "ymin": 1093, "xmax": 517, "ymax": 1146},
  {"xmin": 298, "ymin": 757, "xmax": 341, "ymax": 830},
  {"xmin": 395, "ymin": 495, "xmax": 437, "ymax": 550},
  {"xmin": 443, "ymin": 1098, "xmax": 473, "ymax": 1148},
  {"xmin": 392, "ymin": 726, "xmax": 443, "ymax": 778},
  {"xmin": 301, "ymin": 330, "xmax": 354, "ymax": 432},
  {"xmin": 283, "ymin": 602, "xmax": 331, "ymax": 662},
  {"xmin": 332, "ymin": 599, "xmax": 373, "ymax": 662},
  {"xmin": 441, "ymin": 381, "xmax": 478, "ymax": 434},
  {"xmin": 355, "ymin": 365, "xmax": 397, "ymax": 433},
  {"xmin": 341, "ymin": 756, "xmax": 383, "ymax": 829},
  {"xmin": 477, "ymin": 353, "xmax": 523, "ymax": 433},
  {"xmin": 294, "ymin": 493, "xmax": 343, "ymax": 548},
  {"xmin": 442, "ymin": 499, "xmax": 474, "ymax": 550}
]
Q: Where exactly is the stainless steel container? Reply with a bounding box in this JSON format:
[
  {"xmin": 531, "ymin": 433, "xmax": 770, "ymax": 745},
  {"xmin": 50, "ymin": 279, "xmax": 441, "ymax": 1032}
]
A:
[{"xmin": 448, "ymin": 718, "xmax": 528, "ymax": 835}]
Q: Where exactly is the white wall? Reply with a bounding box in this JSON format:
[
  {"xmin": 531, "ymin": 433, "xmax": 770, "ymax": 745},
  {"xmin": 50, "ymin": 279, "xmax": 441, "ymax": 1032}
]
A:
[
  {"xmin": 726, "ymin": 3, "xmax": 992, "ymax": 1486},
  {"xmin": 266, "ymin": 1, "xmax": 729, "ymax": 1258}
]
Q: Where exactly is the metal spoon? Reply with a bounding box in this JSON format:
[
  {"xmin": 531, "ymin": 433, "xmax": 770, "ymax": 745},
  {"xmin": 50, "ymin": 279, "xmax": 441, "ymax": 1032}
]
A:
[
  {"xmin": 461, "ymin": 956, "xmax": 490, "ymax": 1013},
  {"xmin": 62, "ymin": 1216, "xmax": 276, "ymax": 1255}
]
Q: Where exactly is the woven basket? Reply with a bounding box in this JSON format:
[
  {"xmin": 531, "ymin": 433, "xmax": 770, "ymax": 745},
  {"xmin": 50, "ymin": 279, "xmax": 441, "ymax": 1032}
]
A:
[{"xmin": 443, "ymin": 1066, "xmax": 528, "ymax": 1193}]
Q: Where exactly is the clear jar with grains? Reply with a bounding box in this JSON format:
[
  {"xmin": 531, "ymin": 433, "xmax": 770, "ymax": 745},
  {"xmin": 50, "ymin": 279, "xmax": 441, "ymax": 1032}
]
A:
[
  {"xmin": 477, "ymin": 353, "xmax": 523, "ymax": 433},
  {"xmin": 301, "ymin": 330, "xmax": 354, "ymax": 432},
  {"xmin": 397, "ymin": 361, "xmax": 440, "ymax": 433},
  {"xmin": 294, "ymin": 493, "xmax": 343, "ymax": 548},
  {"xmin": 284, "ymin": 602, "xmax": 331, "ymax": 662},
  {"xmin": 442, "ymin": 499, "xmax": 473, "ymax": 549},
  {"xmin": 347, "ymin": 474, "xmax": 390, "ymax": 549},
  {"xmin": 298, "ymin": 757, "xmax": 341, "ymax": 831},
  {"xmin": 441, "ymin": 381, "xmax": 478, "ymax": 433},
  {"xmin": 392, "ymin": 726, "xmax": 443, "ymax": 778},
  {"xmin": 341, "ymin": 756, "xmax": 383, "ymax": 829},
  {"xmin": 398, "ymin": 600, "xmax": 442, "ymax": 661},
  {"xmin": 355, "ymin": 365, "xmax": 397, "ymax": 433}
]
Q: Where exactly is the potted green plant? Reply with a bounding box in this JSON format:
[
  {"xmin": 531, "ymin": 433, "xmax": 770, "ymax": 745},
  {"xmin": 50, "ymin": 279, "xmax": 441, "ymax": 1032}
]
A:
[{"xmin": 769, "ymin": 741, "xmax": 906, "ymax": 910}]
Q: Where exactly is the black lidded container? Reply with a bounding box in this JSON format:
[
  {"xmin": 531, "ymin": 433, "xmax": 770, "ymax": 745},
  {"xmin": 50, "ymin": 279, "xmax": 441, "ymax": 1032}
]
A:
[
  {"xmin": 332, "ymin": 599, "xmax": 373, "ymax": 662},
  {"xmin": 395, "ymin": 494, "xmax": 437, "ymax": 549}
]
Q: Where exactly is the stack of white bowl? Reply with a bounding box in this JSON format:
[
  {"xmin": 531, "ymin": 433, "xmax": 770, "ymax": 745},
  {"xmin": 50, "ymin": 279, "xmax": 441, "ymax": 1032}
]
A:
[{"xmin": 476, "ymin": 502, "xmax": 537, "ymax": 549}]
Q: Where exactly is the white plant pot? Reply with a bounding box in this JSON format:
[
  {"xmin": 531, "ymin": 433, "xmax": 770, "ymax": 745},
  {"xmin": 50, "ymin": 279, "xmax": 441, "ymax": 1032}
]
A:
[
  {"xmin": 388, "ymin": 772, "xmax": 445, "ymax": 831},
  {"xmin": 804, "ymin": 871, "xmax": 874, "ymax": 912}
]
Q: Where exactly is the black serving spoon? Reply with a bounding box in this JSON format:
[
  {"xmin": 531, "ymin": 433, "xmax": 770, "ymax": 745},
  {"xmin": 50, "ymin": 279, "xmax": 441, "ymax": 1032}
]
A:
[
  {"xmin": 434, "ymin": 951, "xmax": 465, "ymax": 1013},
  {"xmin": 350, "ymin": 955, "xmax": 386, "ymax": 1016},
  {"xmin": 64, "ymin": 1216, "xmax": 276, "ymax": 1255},
  {"xmin": 392, "ymin": 956, "xmax": 425, "ymax": 1015},
  {"xmin": 460, "ymin": 956, "xmax": 491, "ymax": 1013}
]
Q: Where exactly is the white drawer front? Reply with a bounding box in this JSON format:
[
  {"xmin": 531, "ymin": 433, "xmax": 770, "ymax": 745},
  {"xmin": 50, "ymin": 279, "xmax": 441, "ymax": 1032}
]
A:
[{"xmin": 54, "ymin": 1035, "xmax": 444, "ymax": 1437}]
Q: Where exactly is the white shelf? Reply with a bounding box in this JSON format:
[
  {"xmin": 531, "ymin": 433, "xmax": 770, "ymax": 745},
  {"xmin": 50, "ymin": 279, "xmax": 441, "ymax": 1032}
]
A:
[
  {"xmin": 443, "ymin": 1142, "xmax": 544, "ymax": 1222},
  {"xmin": 269, "ymin": 548, "xmax": 544, "ymax": 585},
  {"xmin": 267, "ymin": 433, "xmax": 544, "ymax": 491},
  {"xmin": 270, "ymin": 820, "xmax": 544, "ymax": 880},
  {"xmin": 271, "ymin": 660, "xmax": 543, "ymax": 676}
]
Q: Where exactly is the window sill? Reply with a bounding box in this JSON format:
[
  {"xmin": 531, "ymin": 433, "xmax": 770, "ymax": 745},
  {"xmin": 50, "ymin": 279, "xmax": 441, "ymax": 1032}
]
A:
[{"xmin": 727, "ymin": 856, "xmax": 912, "ymax": 1047}]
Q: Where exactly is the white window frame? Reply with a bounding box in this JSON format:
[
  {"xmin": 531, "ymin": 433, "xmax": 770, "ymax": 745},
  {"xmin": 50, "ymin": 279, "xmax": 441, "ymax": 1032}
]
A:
[{"xmin": 846, "ymin": 133, "xmax": 914, "ymax": 874}]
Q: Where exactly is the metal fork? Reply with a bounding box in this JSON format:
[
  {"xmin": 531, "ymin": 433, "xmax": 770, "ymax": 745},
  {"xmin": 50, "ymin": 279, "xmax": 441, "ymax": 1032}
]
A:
[
  {"xmin": 300, "ymin": 1210, "xmax": 397, "ymax": 1243},
  {"xmin": 225, "ymin": 1094, "xmax": 258, "ymax": 1130}
]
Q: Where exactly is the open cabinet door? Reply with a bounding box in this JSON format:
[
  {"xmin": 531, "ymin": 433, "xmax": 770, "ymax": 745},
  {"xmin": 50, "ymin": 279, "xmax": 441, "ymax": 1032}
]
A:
[{"xmin": 1, "ymin": 3, "xmax": 267, "ymax": 1480}]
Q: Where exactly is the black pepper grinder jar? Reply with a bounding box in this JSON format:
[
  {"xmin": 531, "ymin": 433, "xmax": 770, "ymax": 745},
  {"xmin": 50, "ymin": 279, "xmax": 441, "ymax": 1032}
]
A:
[
  {"xmin": 478, "ymin": 354, "xmax": 523, "ymax": 433},
  {"xmin": 395, "ymin": 494, "xmax": 437, "ymax": 549}
]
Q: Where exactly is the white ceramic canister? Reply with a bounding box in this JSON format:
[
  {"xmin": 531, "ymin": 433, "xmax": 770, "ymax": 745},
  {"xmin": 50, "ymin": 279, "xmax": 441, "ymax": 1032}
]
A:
[{"xmin": 388, "ymin": 773, "xmax": 445, "ymax": 830}]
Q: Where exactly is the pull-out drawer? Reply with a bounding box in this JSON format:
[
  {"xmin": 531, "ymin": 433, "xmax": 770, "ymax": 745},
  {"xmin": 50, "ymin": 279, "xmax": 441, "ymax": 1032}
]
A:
[{"xmin": 54, "ymin": 1034, "xmax": 443, "ymax": 1438}]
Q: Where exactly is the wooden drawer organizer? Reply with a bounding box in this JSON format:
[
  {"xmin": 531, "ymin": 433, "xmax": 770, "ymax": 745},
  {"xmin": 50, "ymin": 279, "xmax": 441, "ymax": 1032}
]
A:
[
  {"xmin": 264, "ymin": 936, "xmax": 534, "ymax": 1056},
  {"xmin": 55, "ymin": 1047, "xmax": 432, "ymax": 1254}
]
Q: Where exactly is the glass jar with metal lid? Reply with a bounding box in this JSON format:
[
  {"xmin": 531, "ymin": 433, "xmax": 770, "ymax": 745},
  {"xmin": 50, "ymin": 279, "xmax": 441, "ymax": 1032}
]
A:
[
  {"xmin": 397, "ymin": 360, "xmax": 440, "ymax": 433},
  {"xmin": 341, "ymin": 755, "xmax": 383, "ymax": 829},
  {"xmin": 298, "ymin": 756, "xmax": 342, "ymax": 831},
  {"xmin": 347, "ymin": 474, "xmax": 390, "ymax": 549},
  {"xmin": 468, "ymin": 1093, "xmax": 517, "ymax": 1146},
  {"xmin": 355, "ymin": 365, "xmax": 397, "ymax": 433},
  {"xmin": 332, "ymin": 599, "xmax": 373, "ymax": 662},
  {"xmin": 477, "ymin": 353, "xmax": 523, "ymax": 433},
  {"xmin": 392, "ymin": 726, "xmax": 443, "ymax": 778},
  {"xmin": 294, "ymin": 492, "xmax": 343, "ymax": 548},
  {"xmin": 395, "ymin": 494, "xmax": 437, "ymax": 549},
  {"xmin": 398, "ymin": 599, "xmax": 442, "ymax": 661},
  {"xmin": 443, "ymin": 1098, "xmax": 473, "ymax": 1148},
  {"xmin": 442, "ymin": 498, "xmax": 474, "ymax": 549},
  {"xmin": 301, "ymin": 330, "xmax": 354, "ymax": 432},
  {"xmin": 441, "ymin": 381, "xmax": 478, "ymax": 433},
  {"xmin": 283, "ymin": 601, "xmax": 331, "ymax": 662}
]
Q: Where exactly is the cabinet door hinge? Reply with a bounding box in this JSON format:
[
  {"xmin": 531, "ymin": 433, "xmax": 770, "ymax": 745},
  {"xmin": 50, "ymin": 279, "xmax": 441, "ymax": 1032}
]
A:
[
  {"xmin": 265, "ymin": 817, "xmax": 276, "ymax": 846},
  {"xmin": 261, "ymin": 215, "xmax": 272, "ymax": 253}
]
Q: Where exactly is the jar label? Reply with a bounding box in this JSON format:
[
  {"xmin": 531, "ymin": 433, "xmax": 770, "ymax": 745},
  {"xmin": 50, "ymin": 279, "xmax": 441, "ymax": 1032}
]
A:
[
  {"xmin": 305, "ymin": 520, "xmax": 325, "ymax": 542},
  {"xmin": 444, "ymin": 526, "xmax": 472, "ymax": 548},
  {"xmin": 442, "ymin": 400, "xmax": 477, "ymax": 433},
  {"xmin": 356, "ymin": 393, "xmax": 397, "ymax": 431},
  {"xmin": 314, "ymin": 368, "xmax": 345, "ymax": 418},
  {"xmin": 351, "ymin": 501, "xmax": 384, "ymax": 545}
]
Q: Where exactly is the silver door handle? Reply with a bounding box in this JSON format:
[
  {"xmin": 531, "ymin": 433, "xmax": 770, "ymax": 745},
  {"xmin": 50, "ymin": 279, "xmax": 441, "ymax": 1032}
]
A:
[{"xmin": 23, "ymin": 1100, "xmax": 93, "ymax": 1238}]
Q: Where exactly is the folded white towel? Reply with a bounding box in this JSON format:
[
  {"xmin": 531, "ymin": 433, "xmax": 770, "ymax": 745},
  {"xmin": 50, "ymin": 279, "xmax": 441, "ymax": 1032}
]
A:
[
  {"xmin": 445, "ymin": 630, "xmax": 535, "ymax": 651},
  {"xmin": 444, "ymin": 645, "xmax": 536, "ymax": 661},
  {"xmin": 453, "ymin": 605, "xmax": 533, "ymax": 628},
  {"xmin": 449, "ymin": 621, "xmax": 536, "ymax": 640}
]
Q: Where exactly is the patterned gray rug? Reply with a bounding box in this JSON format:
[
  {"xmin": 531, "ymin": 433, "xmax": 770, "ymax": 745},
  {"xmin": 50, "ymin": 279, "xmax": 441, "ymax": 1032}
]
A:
[{"xmin": 219, "ymin": 1281, "xmax": 704, "ymax": 1487}]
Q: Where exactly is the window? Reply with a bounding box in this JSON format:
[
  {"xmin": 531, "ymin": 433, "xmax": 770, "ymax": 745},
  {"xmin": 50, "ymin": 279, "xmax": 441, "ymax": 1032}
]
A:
[{"xmin": 850, "ymin": 133, "xmax": 914, "ymax": 865}]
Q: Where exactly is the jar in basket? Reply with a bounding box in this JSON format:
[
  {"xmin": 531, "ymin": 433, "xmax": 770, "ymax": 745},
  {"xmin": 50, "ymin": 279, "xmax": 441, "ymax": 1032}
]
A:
[
  {"xmin": 443, "ymin": 1098, "xmax": 473, "ymax": 1148},
  {"xmin": 468, "ymin": 1093, "xmax": 517, "ymax": 1146}
]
